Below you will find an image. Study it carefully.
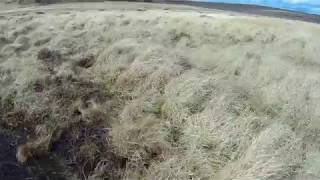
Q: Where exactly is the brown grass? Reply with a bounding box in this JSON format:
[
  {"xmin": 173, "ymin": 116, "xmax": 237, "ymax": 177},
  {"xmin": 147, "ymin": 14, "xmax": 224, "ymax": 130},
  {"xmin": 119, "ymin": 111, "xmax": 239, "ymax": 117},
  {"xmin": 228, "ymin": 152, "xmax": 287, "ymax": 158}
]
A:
[
  {"xmin": 1, "ymin": 8, "xmax": 320, "ymax": 180},
  {"xmin": 0, "ymin": 47, "xmax": 127, "ymax": 179}
]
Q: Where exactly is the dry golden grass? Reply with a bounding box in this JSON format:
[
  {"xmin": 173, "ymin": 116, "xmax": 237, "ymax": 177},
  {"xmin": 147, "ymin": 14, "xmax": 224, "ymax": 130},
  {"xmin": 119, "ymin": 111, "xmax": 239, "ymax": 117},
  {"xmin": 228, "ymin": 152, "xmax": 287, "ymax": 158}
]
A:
[{"xmin": 1, "ymin": 6, "xmax": 320, "ymax": 180}]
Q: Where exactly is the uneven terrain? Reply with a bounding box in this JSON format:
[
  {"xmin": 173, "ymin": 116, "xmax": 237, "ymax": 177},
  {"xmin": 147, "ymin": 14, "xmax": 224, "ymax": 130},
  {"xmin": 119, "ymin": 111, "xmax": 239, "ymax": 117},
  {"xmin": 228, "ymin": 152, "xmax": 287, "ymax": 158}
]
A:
[{"xmin": 1, "ymin": 1, "xmax": 320, "ymax": 180}]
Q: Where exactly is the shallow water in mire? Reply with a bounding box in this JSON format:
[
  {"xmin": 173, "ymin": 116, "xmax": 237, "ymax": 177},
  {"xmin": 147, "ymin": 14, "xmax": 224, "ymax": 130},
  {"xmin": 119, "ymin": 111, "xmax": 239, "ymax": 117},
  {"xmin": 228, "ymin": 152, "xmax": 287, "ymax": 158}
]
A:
[{"xmin": 0, "ymin": 128, "xmax": 75, "ymax": 180}]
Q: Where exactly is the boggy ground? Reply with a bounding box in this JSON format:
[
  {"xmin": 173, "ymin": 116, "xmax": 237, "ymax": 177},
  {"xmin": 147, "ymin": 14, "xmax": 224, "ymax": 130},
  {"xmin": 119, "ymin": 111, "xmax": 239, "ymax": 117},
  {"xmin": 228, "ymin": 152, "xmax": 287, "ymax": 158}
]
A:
[
  {"xmin": 0, "ymin": 128, "xmax": 30, "ymax": 180},
  {"xmin": 1, "ymin": 2, "xmax": 320, "ymax": 180},
  {"xmin": 1, "ymin": 47, "xmax": 126, "ymax": 179}
]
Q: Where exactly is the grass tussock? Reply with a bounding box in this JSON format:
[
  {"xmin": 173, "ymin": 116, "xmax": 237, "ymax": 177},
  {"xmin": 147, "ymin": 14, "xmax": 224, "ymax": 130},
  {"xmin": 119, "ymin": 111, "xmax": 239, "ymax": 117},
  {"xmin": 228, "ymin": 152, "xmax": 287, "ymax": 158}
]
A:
[
  {"xmin": 1, "ymin": 46, "xmax": 126, "ymax": 179},
  {"xmin": 1, "ymin": 8, "xmax": 320, "ymax": 180}
]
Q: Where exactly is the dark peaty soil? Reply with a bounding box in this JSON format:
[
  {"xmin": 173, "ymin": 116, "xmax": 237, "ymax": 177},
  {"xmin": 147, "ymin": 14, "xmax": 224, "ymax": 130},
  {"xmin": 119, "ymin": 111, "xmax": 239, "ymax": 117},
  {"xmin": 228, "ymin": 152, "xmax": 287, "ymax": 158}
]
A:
[{"xmin": 0, "ymin": 129, "xmax": 30, "ymax": 180}]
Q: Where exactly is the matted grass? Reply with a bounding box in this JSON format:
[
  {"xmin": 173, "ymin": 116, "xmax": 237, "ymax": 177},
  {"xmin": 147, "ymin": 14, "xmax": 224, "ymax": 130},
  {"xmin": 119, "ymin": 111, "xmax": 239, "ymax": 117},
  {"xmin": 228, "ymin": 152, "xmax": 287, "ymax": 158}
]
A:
[{"xmin": 1, "ymin": 6, "xmax": 320, "ymax": 180}]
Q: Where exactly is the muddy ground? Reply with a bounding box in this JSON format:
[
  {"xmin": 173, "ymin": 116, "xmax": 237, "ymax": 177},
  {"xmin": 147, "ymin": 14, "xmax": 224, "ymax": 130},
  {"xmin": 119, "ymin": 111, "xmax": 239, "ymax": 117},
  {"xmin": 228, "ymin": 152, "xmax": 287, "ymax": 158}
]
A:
[{"xmin": 0, "ymin": 128, "xmax": 30, "ymax": 180}]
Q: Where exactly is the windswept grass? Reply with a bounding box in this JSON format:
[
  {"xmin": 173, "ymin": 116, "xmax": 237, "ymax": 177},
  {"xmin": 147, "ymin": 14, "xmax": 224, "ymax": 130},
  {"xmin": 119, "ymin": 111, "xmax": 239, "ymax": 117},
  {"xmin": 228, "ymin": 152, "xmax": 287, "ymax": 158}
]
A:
[{"xmin": 1, "ymin": 7, "xmax": 320, "ymax": 180}]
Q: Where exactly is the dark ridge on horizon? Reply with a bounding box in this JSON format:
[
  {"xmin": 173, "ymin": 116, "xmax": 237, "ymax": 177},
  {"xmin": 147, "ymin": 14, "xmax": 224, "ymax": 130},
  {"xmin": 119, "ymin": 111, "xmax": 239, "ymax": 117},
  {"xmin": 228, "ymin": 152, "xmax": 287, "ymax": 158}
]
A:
[
  {"xmin": 159, "ymin": 0, "xmax": 320, "ymax": 23},
  {"xmin": 10, "ymin": 0, "xmax": 320, "ymax": 23}
]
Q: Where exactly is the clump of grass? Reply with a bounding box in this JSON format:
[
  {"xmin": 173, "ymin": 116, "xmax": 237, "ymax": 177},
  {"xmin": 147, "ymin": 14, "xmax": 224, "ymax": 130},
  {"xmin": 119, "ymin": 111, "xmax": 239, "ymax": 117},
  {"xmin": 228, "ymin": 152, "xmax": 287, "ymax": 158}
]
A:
[
  {"xmin": 0, "ymin": 48, "xmax": 126, "ymax": 179},
  {"xmin": 76, "ymin": 54, "xmax": 96, "ymax": 69},
  {"xmin": 218, "ymin": 123, "xmax": 303, "ymax": 180},
  {"xmin": 146, "ymin": 152, "xmax": 215, "ymax": 180},
  {"xmin": 110, "ymin": 97, "xmax": 171, "ymax": 177},
  {"xmin": 37, "ymin": 48, "xmax": 63, "ymax": 72}
]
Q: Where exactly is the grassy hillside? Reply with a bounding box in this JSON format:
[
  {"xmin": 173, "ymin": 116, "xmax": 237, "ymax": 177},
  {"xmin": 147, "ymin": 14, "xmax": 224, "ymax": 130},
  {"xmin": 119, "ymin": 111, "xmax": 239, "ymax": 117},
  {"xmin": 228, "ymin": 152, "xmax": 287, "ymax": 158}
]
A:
[{"xmin": 1, "ymin": 5, "xmax": 320, "ymax": 179}]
